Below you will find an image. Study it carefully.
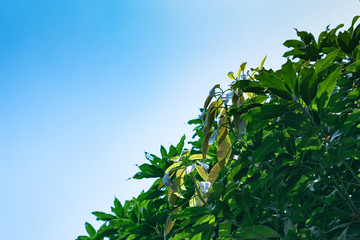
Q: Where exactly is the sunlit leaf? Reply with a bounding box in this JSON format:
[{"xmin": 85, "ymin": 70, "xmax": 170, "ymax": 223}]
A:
[
  {"xmin": 260, "ymin": 55, "xmax": 267, "ymax": 70},
  {"xmin": 313, "ymin": 50, "xmax": 340, "ymax": 73},
  {"xmin": 165, "ymin": 162, "xmax": 182, "ymax": 173},
  {"xmin": 346, "ymin": 60, "xmax": 360, "ymax": 72},
  {"xmin": 219, "ymin": 222, "xmax": 232, "ymax": 237},
  {"xmin": 208, "ymin": 163, "xmax": 220, "ymax": 185},
  {"xmin": 228, "ymin": 72, "xmax": 236, "ymax": 80},
  {"xmin": 189, "ymin": 154, "xmax": 211, "ymax": 161},
  {"xmin": 196, "ymin": 165, "xmax": 208, "ymax": 181},
  {"xmin": 189, "ymin": 195, "xmax": 198, "ymax": 207},
  {"xmin": 238, "ymin": 62, "xmax": 247, "ymax": 78}
]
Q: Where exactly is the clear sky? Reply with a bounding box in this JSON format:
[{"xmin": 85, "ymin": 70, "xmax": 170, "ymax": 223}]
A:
[{"xmin": 0, "ymin": 1, "xmax": 359, "ymax": 239}]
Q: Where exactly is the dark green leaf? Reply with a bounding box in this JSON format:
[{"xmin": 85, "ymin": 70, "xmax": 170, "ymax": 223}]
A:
[
  {"xmin": 160, "ymin": 145, "xmax": 167, "ymax": 158},
  {"xmin": 337, "ymin": 31, "xmax": 355, "ymax": 54},
  {"xmin": 232, "ymin": 80, "xmax": 265, "ymax": 94},
  {"xmin": 282, "ymin": 59, "xmax": 298, "ymax": 94},
  {"xmin": 92, "ymin": 211, "xmax": 117, "ymax": 221},
  {"xmin": 243, "ymin": 105, "xmax": 288, "ymax": 121},
  {"xmin": 299, "ymin": 66, "xmax": 319, "ymax": 105},
  {"xmin": 235, "ymin": 225, "xmax": 280, "ymax": 239},
  {"xmin": 252, "ymin": 134, "xmax": 279, "ymax": 163},
  {"xmin": 283, "ymin": 39, "xmax": 306, "ymax": 48},
  {"xmin": 316, "ymin": 65, "xmax": 342, "ymax": 108},
  {"xmin": 176, "ymin": 135, "xmax": 186, "ymax": 153},
  {"xmin": 112, "ymin": 198, "xmax": 123, "ymax": 218},
  {"xmin": 256, "ymin": 72, "xmax": 293, "ymax": 100},
  {"xmin": 133, "ymin": 163, "xmax": 164, "ymax": 179},
  {"xmin": 76, "ymin": 236, "xmax": 91, "ymax": 240},
  {"xmin": 85, "ymin": 222, "xmax": 96, "ymax": 237}
]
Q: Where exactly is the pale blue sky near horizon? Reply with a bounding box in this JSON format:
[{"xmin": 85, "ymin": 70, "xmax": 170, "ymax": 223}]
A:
[{"xmin": 0, "ymin": 1, "xmax": 359, "ymax": 239}]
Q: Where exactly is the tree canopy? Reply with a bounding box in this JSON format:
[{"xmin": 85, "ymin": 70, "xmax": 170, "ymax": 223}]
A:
[{"xmin": 77, "ymin": 16, "xmax": 360, "ymax": 240}]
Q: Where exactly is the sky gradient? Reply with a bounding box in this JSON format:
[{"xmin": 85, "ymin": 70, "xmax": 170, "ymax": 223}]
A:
[{"xmin": 1, "ymin": 1, "xmax": 359, "ymax": 239}]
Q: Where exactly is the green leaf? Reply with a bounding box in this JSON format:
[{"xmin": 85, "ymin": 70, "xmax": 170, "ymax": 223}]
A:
[
  {"xmin": 346, "ymin": 60, "xmax": 360, "ymax": 72},
  {"xmin": 316, "ymin": 65, "xmax": 342, "ymax": 108},
  {"xmin": 85, "ymin": 222, "xmax": 96, "ymax": 237},
  {"xmin": 219, "ymin": 222, "xmax": 232, "ymax": 237},
  {"xmin": 176, "ymin": 135, "xmax": 186, "ymax": 153},
  {"xmin": 343, "ymin": 108, "xmax": 360, "ymax": 135},
  {"xmin": 299, "ymin": 66, "xmax": 319, "ymax": 106},
  {"xmin": 172, "ymin": 207, "xmax": 210, "ymax": 220},
  {"xmin": 164, "ymin": 207, "xmax": 181, "ymax": 237},
  {"xmin": 196, "ymin": 165, "xmax": 208, "ymax": 181},
  {"xmin": 313, "ymin": 50, "xmax": 340, "ymax": 73},
  {"xmin": 133, "ymin": 163, "xmax": 164, "ymax": 179},
  {"xmin": 76, "ymin": 236, "xmax": 91, "ymax": 240},
  {"xmin": 112, "ymin": 198, "xmax": 123, "ymax": 218},
  {"xmin": 337, "ymin": 31, "xmax": 355, "ymax": 54},
  {"xmin": 92, "ymin": 211, "xmax": 117, "ymax": 221},
  {"xmin": 160, "ymin": 145, "xmax": 167, "ymax": 158},
  {"xmin": 208, "ymin": 162, "xmax": 220, "ymax": 185},
  {"xmin": 252, "ymin": 135, "xmax": 279, "ymax": 163},
  {"xmin": 231, "ymin": 80, "xmax": 264, "ymax": 94},
  {"xmin": 282, "ymin": 59, "xmax": 298, "ymax": 94},
  {"xmin": 348, "ymin": 88, "xmax": 360, "ymax": 99},
  {"xmin": 93, "ymin": 224, "xmax": 117, "ymax": 240},
  {"xmin": 243, "ymin": 105, "xmax": 288, "ymax": 121},
  {"xmin": 236, "ymin": 225, "xmax": 280, "ymax": 239},
  {"xmin": 283, "ymin": 39, "xmax": 306, "ymax": 48},
  {"xmin": 217, "ymin": 133, "xmax": 231, "ymax": 169},
  {"xmin": 256, "ymin": 71, "xmax": 293, "ymax": 100}
]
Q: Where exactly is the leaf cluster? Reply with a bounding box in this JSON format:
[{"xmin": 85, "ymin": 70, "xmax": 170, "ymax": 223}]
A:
[{"xmin": 77, "ymin": 16, "xmax": 360, "ymax": 240}]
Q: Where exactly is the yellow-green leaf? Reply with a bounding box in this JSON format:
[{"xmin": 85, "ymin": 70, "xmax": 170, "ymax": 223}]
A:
[
  {"xmin": 176, "ymin": 168, "xmax": 186, "ymax": 190},
  {"xmin": 228, "ymin": 72, "xmax": 236, "ymax": 80},
  {"xmin": 260, "ymin": 55, "xmax": 267, "ymax": 69},
  {"xmin": 164, "ymin": 207, "xmax": 181, "ymax": 237},
  {"xmin": 189, "ymin": 195, "xmax": 197, "ymax": 207},
  {"xmin": 218, "ymin": 134, "xmax": 232, "ymax": 169},
  {"xmin": 238, "ymin": 62, "xmax": 247, "ymax": 78},
  {"xmin": 208, "ymin": 162, "xmax": 221, "ymax": 185},
  {"xmin": 165, "ymin": 162, "xmax": 181, "ymax": 173},
  {"xmin": 203, "ymin": 99, "xmax": 223, "ymax": 159},
  {"xmin": 188, "ymin": 154, "xmax": 211, "ymax": 161},
  {"xmin": 196, "ymin": 165, "xmax": 208, "ymax": 181}
]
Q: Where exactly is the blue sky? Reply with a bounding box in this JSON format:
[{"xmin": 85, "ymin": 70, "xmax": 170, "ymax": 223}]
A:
[{"xmin": 0, "ymin": 1, "xmax": 359, "ymax": 239}]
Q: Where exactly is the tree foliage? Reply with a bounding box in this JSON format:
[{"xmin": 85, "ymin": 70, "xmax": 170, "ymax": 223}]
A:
[{"xmin": 77, "ymin": 17, "xmax": 360, "ymax": 240}]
